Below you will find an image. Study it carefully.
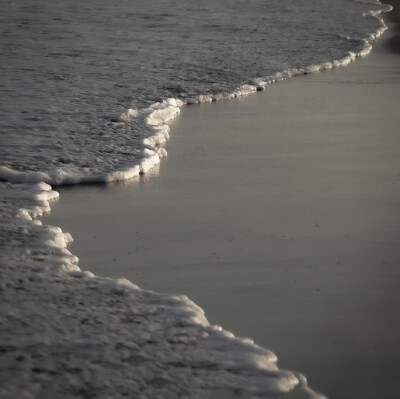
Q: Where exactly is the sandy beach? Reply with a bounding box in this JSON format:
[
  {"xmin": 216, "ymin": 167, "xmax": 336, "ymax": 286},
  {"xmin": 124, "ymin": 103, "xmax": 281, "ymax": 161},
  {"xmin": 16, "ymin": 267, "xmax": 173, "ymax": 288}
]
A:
[{"xmin": 44, "ymin": 5, "xmax": 400, "ymax": 399}]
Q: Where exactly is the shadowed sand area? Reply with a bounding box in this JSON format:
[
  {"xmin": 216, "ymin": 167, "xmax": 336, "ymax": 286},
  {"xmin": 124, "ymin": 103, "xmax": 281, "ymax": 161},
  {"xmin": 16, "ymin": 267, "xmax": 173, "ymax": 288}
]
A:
[{"xmin": 44, "ymin": 5, "xmax": 400, "ymax": 399}]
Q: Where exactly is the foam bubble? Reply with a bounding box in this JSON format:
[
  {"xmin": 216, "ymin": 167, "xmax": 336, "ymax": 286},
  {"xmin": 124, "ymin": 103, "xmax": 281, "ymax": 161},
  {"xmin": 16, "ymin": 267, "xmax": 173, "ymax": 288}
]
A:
[
  {"xmin": 145, "ymin": 98, "xmax": 184, "ymax": 126},
  {"xmin": 0, "ymin": 166, "xmax": 51, "ymax": 184},
  {"xmin": 119, "ymin": 108, "xmax": 139, "ymax": 121},
  {"xmin": 104, "ymin": 165, "xmax": 141, "ymax": 182}
]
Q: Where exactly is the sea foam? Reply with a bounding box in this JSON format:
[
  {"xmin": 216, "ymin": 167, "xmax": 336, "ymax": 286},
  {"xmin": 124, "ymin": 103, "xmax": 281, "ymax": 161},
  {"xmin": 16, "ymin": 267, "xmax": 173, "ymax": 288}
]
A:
[
  {"xmin": 0, "ymin": 2, "xmax": 392, "ymax": 185},
  {"xmin": 0, "ymin": 0, "xmax": 393, "ymax": 397},
  {"xmin": 0, "ymin": 181, "xmax": 326, "ymax": 398}
]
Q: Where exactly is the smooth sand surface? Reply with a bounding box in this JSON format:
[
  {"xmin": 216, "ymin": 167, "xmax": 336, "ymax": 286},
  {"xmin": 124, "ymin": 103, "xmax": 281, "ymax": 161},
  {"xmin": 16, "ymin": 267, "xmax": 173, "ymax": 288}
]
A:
[{"xmin": 44, "ymin": 9, "xmax": 400, "ymax": 399}]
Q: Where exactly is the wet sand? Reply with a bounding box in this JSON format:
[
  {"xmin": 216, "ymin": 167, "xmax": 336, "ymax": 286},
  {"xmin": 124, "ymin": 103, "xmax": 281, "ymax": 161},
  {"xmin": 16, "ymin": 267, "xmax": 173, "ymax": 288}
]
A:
[{"xmin": 44, "ymin": 6, "xmax": 400, "ymax": 399}]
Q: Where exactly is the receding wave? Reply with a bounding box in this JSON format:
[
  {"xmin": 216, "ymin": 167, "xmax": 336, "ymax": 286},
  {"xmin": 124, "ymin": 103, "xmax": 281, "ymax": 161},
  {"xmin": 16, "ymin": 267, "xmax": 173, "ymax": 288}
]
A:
[
  {"xmin": 0, "ymin": 1, "xmax": 393, "ymax": 397},
  {"xmin": 0, "ymin": 1, "xmax": 391, "ymax": 186}
]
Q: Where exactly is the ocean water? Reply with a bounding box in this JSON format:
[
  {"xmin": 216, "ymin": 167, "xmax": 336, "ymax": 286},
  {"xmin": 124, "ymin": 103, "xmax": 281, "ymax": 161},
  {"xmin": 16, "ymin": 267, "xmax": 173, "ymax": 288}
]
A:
[{"xmin": 0, "ymin": 0, "xmax": 392, "ymax": 397}]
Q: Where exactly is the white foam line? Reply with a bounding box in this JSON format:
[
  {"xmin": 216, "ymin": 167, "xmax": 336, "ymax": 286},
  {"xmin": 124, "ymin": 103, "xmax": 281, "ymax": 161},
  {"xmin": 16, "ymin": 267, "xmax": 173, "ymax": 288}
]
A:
[
  {"xmin": 0, "ymin": 2, "xmax": 391, "ymax": 187},
  {"xmin": 3, "ymin": 181, "xmax": 326, "ymax": 398}
]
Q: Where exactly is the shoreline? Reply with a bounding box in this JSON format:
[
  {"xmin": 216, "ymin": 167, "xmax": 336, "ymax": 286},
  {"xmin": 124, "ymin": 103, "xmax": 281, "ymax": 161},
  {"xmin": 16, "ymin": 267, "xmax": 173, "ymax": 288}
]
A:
[
  {"xmin": 44, "ymin": 5, "xmax": 400, "ymax": 399},
  {"xmin": 386, "ymin": 0, "xmax": 400, "ymax": 52},
  {"xmin": 0, "ymin": 2, "xmax": 391, "ymax": 187},
  {"xmin": 1, "ymin": 2, "xmax": 399, "ymax": 398}
]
